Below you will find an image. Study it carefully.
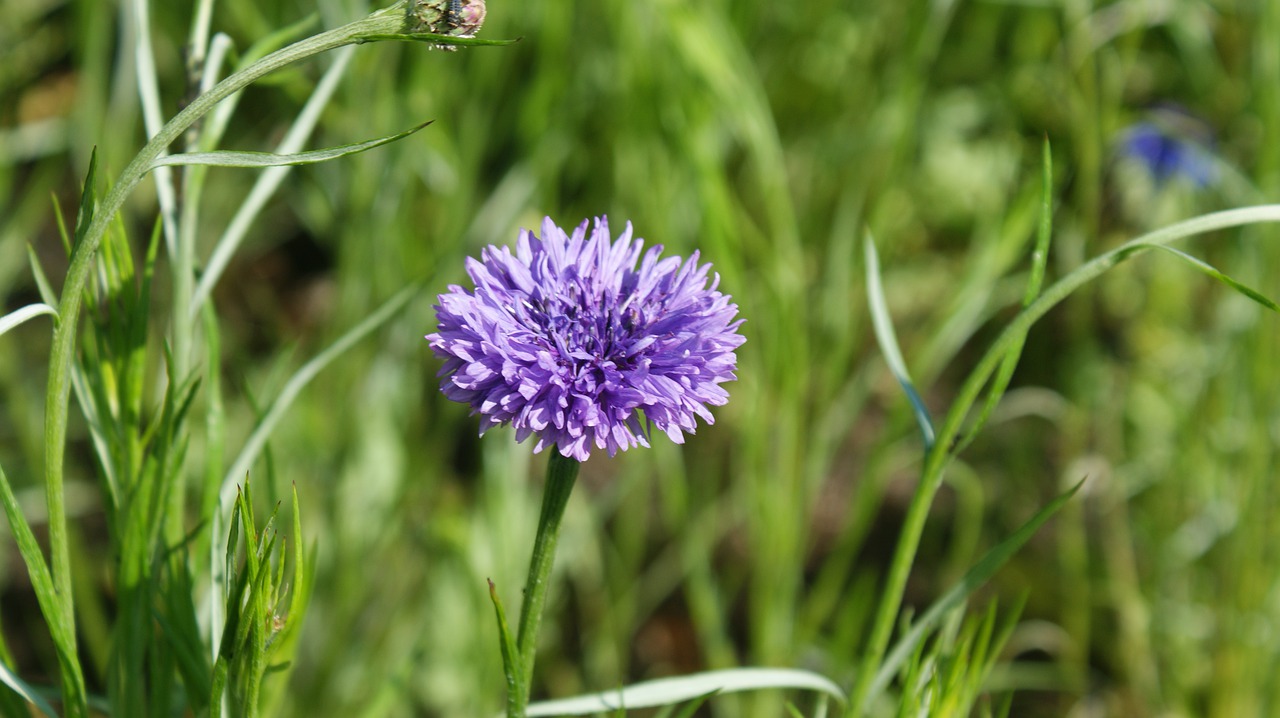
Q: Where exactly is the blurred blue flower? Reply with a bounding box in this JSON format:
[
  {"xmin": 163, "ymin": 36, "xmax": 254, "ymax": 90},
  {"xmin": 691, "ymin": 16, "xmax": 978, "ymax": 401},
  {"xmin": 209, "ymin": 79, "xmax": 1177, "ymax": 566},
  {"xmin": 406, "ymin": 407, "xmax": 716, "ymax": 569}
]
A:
[
  {"xmin": 1116, "ymin": 113, "xmax": 1217, "ymax": 188},
  {"xmin": 427, "ymin": 216, "xmax": 745, "ymax": 461}
]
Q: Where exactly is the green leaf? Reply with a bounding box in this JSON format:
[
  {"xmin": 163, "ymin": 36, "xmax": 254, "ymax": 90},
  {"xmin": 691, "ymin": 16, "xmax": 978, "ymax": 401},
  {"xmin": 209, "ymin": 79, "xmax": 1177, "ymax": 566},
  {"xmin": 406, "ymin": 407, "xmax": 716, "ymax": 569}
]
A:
[
  {"xmin": 522, "ymin": 668, "xmax": 845, "ymax": 716},
  {"xmin": 0, "ymin": 659, "xmax": 59, "ymax": 718},
  {"xmin": 0, "ymin": 462, "xmax": 80, "ymax": 709},
  {"xmin": 1150, "ymin": 244, "xmax": 1280, "ymax": 313},
  {"xmin": 0, "ymin": 304, "xmax": 57, "ymax": 339},
  {"xmin": 146, "ymin": 120, "xmax": 433, "ymax": 171},
  {"xmin": 863, "ymin": 478, "xmax": 1085, "ymax": 708},
  {"xmin": 865, "ymin": 234, "xmax": 936, "ymax": 451}
]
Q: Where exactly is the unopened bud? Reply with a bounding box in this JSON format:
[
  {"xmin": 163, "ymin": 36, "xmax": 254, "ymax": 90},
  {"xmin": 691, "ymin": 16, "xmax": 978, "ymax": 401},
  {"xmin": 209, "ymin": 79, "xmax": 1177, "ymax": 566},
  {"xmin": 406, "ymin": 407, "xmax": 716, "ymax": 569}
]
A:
[{"xmin": 408, "ymin": 0, "xmax": 487, "ymax": 49}]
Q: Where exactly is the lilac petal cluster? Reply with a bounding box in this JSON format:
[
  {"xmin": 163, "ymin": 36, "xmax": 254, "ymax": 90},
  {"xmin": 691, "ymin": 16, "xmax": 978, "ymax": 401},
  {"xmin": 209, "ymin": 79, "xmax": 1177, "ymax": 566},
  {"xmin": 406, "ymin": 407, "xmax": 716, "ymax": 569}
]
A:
[{"xmin": 427, "ymin": 216, "xmax": 745, "ymax": 461}]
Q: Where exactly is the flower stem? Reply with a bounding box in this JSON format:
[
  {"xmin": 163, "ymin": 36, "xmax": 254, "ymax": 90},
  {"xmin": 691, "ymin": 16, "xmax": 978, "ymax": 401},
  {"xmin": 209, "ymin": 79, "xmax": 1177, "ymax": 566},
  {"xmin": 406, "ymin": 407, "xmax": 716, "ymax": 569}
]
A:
[{"xmin": 510, "ymin": 451, "xmax": 580, "ymax": 716}]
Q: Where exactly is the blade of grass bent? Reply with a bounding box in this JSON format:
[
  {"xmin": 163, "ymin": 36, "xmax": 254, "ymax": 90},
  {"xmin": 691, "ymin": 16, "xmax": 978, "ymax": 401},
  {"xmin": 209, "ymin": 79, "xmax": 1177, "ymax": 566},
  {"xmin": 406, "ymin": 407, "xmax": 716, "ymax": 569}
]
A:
[
  {"xmin": 0, "ymin": 660, "xmax": 58, "ymax": 718},
  {"xmin": 0, "ymin": 304, "xmax": 57, "ymax": 338},
  {"xmin": 932, "ymin": 203, "xmax": 1280, "ymax": 463},
  {"xmin": 850, "ymin": 204, "xmax": 1280, "ymax": 712},
  {"xmin": 522, "ymin": 668, "xmax": 845, "ymax": 717},
  {"xmin": 1150, "ymin": 245, "xmax": 1280, "ymax": 312},
  {"xmin": 865, "ymin": 235, "xmax": 936, "ymax": 451}
]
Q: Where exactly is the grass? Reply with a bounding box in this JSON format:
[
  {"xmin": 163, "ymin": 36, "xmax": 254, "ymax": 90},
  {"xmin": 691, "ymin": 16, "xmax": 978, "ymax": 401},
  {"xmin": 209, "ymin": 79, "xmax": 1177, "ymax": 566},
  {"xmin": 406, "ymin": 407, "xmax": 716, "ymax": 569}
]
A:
[{"xmin": 1, "ymin": 0, "xmax": 1279, "ymax": 716}]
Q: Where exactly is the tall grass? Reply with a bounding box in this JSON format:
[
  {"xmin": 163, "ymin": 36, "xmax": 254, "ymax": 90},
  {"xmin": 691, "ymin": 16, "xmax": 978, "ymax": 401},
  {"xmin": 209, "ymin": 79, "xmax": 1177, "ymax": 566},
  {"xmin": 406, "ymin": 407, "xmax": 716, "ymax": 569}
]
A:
[{"xmin": 1, "ymin": 0, "xmax": 1278, "ymax": 716}]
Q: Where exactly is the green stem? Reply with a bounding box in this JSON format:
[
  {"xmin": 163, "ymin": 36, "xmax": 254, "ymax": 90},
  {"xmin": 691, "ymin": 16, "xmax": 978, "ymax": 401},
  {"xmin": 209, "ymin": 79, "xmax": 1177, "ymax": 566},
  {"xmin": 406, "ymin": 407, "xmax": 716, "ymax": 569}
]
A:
[
  {"xmin": 39, "ymin": 5, "xmax": 410, "ymax": 716},
  {"xmin": 511, "ymin": 451, "xmax": 580, "ymax": 717}
]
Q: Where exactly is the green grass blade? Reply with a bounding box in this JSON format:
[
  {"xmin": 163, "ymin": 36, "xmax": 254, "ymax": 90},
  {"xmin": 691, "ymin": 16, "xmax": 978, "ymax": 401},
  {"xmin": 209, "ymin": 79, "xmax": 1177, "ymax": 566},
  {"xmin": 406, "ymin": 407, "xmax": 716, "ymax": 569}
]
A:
[
  {"xmin": 522, "ymin": 668, "xmax": 845, "ymax": 716},
  {"xmin": 930, "ymin": 204, "xmax": 1280, "ymax": 462},
  {"xmin": 0, "ymin": 655, "xmax": 59, "ymax": 717},
  {"xmin": 0, "ymin": 304, "xmax": 57, "ymax": 338},
  {"xmin": 864, "ymin": 478, "xmax": 1085, "ymax": 708},
  {"xmin": 146, "ymin": 120, "xmax": 433, "ymax": 171},
  {"xmin": 1150, "ymin": 244, "xmax": 1280, "ymax": 313},
  {"xmin": 865, "ymin": 234, "xmax": 936, "ymax": 451},
  {"xmin": 0, "ymin": 462, "xmax": 82, "ymax": 714}
]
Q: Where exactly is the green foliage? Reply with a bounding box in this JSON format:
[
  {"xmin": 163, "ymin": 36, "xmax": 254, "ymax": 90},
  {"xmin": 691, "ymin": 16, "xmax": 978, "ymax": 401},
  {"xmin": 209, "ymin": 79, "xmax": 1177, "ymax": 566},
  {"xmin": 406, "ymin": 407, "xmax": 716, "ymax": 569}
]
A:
[{"xmin": 1, "ymin": 0, "xmax": 1279, "ymax": 717}]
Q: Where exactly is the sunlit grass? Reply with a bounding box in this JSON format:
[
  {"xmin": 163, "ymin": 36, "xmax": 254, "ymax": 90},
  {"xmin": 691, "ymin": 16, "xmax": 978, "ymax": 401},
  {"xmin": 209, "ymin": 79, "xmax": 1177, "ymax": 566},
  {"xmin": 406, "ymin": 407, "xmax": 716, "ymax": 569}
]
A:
[{"xmin": 0, "ymin": 0, "xmax": 1278, "ymax": 716}]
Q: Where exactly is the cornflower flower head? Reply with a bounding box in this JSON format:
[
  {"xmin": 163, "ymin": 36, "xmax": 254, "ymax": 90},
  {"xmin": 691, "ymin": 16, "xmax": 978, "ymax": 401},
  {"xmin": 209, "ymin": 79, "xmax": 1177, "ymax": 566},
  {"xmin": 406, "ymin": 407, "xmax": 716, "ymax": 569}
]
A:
[
  {"xmin": 1116, "ymin": 107, "xmax": 1218, "ymax": 188},
  {"xmin": 427, "ymin": 216, "xmax": 745, "ymax": 461}
]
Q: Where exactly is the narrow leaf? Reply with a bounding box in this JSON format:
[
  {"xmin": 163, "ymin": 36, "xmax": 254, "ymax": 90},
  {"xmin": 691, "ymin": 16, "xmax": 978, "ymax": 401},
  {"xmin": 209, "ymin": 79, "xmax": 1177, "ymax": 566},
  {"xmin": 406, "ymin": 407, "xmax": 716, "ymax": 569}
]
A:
[
  {"xmin": 488, "ymin": 579, "xmax": 523, "ymax": 717},
  {"xmin": 864, "ymin": 478, "xmax": 1085, "ymax": 708},
  {"xmin": 147, "ymin": 121, "xmax": 432, "ymax": 171},
  {"xmin": 0, "ymin": 660, "xmax": 59, "ymax": 718},
  {"xmin": 865, "ymin": 234, "xmax": 936, "ymax": 451},
  {"xmin": 523, "ymin": 668, "xmax": 845, "ymax": 717},
  {"xmin": 1151, "ymin": 244, "xmax": 1280, "ymax": 312},
  {"xmin": 0, "ymin": 304, "xmax": 58, "ymax": 339}
]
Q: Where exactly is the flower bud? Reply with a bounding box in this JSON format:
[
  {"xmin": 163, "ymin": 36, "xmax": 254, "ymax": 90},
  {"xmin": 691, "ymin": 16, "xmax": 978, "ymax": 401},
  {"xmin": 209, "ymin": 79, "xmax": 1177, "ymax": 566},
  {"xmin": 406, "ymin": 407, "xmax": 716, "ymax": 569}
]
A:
[{"xmin": 407, "ymin": 0, "xmax": 486, "ymax": 49}]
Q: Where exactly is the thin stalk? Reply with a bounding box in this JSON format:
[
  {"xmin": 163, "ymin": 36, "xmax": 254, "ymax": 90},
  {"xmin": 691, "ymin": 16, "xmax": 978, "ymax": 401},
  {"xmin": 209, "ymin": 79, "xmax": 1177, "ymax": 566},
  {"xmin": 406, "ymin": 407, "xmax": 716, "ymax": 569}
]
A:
[{"xmin": 512, "ymin": 452, "xmax": 580, "ymax": 716}]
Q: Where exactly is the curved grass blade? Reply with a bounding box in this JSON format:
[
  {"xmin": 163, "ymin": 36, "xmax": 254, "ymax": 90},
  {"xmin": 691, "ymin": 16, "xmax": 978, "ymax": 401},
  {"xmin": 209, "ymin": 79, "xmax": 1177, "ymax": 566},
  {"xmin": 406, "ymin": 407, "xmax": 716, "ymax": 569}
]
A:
[
  {"xmin": 1151, "ymin": 244, "xmax": 1280, "ymax": 313},
  {"xmin": 865, "ymin": 234, "xmax": 936, "ymax": 451},
  {"xmin": 930, "ymin": 203, "xmax": 1280, "ymax": 465},
  {"xmin": 862, "ymin": 478, "xmax": 1085, "ymax": 710},
  {"xmin": 0, "ymin": 304, "xmax": 58, "ymax": 339},
  {"xmin": 0, "ymin": 660, "xmax": 58, "ymax": 718},
  {"xmin": 147, "ymin": 120, "xmax": 432, "ymax": 171},
  {"xmin": 522, "ymin": 668, "xmax": 844, "ymax": 717}
]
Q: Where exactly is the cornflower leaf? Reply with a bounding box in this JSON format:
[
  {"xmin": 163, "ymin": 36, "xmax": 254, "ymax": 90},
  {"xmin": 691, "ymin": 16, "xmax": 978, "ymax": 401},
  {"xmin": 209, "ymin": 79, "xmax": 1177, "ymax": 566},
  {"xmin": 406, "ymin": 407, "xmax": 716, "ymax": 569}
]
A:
[
  {"xmin": 146, "ymin": 120, "xmax": 433, "ymax": 171},
  {"xmin": 1149, "ymin": 244, "xmax": 1280, "ymax": 313}
]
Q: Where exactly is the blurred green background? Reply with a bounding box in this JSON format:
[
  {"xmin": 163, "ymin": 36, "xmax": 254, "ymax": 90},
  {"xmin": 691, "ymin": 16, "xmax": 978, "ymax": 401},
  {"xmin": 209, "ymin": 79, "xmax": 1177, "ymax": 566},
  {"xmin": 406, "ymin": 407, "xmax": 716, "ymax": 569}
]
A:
[{"xmin": 2, "ymin": 0, "xmax": 1279, "ymax": 715}]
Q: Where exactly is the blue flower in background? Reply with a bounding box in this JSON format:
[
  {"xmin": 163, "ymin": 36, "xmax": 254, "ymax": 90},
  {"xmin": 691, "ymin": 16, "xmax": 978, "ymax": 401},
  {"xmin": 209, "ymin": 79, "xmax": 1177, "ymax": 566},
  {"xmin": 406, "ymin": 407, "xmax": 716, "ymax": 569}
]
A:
[
  {"xmin": 427, "ymin": 216, "xmax": 745, "ymax": 461},
  {"xmin": 1116, "ymin": 109, "xmax": 1218, "ymax": 188}
]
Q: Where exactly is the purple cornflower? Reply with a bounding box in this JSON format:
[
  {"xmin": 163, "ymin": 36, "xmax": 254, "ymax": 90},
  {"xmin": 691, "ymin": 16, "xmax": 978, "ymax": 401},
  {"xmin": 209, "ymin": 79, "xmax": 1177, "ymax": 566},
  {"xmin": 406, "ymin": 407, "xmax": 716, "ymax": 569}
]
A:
[
  {"xmin": 1116, "ymin": 107, "xmax": 1218, "ymax": 188},
  {"xmin": 427, "ymin": 216, "xmax": 745, "ymax": 461}
]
